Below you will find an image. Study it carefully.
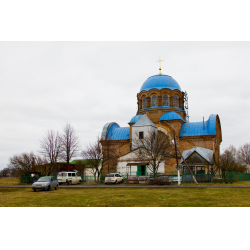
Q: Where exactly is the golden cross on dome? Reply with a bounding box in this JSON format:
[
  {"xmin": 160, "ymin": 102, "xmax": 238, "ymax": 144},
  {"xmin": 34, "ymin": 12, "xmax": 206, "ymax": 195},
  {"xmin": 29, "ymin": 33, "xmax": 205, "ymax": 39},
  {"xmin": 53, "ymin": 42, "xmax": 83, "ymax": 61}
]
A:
[{"xmin": 156, "ymin": 56, "xmax": 164, "ymax": 74}]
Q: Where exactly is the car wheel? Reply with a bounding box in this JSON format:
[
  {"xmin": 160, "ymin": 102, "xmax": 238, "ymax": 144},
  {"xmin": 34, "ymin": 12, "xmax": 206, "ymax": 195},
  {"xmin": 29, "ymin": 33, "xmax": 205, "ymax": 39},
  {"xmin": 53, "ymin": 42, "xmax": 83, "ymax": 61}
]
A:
[
  {"xmin": 68, "ymin": 180, "xmax": 72, "ymax": 185},
  {"xmin": 33, "ymin": 189, "xmax": 36, "ymax": 192},
  {"xmin": 47, "ymin": 185, "xmax": 51, "ymax": 191},
  {"xmin": 121, "ymin": 179, "xmax": 123, "ymax": 183},
  {"xmin": 55, "ymin": 185, "xmax": 58, "ymax": 190},
  {"xmin": 79, "ymin": 180, "xmax": 82, "ymax": 184},
  {"xmin": 59, "ymin": 183, "xmax": 62, "ymax": 185},
  {"xmin": 115, "ymin": 180, "xmax": 117, "ymax": 184}
]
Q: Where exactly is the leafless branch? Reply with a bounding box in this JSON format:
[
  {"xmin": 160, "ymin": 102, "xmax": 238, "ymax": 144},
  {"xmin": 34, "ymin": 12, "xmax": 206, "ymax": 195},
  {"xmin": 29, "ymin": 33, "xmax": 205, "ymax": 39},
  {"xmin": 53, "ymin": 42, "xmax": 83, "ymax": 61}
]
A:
[
  {"xmin": 39, "ymin": 130, "xmax": 62, "ymax": 174},
  {"xmin": 237, "ymin": 143, "xmax": 250, "ymax": 165},
  {"xmin": 60, "ymin": 123, "xmax": 81, "ymax": 170},
  {"xmin": 133, "ymin": 130, "xmax": 174, "ymax": 175},
  {"xmin": 8, "ymin": 152, "xmax": 47, "ymax": 176},
  {"xmin": 82, "ymin": 136, "xmax": 103, "ymax": 182}
]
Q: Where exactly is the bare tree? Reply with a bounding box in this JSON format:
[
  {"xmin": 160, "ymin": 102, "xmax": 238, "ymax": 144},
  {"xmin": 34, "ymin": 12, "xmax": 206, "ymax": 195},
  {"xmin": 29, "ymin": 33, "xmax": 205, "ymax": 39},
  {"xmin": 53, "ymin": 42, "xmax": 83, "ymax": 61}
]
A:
[
  {"xmin": 8, "ymin": 152, "xmax": 47, "ymax": 176},
  {"xmin": 82, "ymin": 136, "xmax": 103, "ymax": 182},
  {"xmin": 0, "ymin": 168, "xmax": 11, "ymax": 177},
  {"xmin": 217, "ymin": 145, "xmax": 246, "ymax": 179},
  {"xmin": 237, "ymin": 143, "xmax": 250, "ymax": 165},
  {"xmin": 39, "ymin": 130, "xmax": 62, "ymax": 174},
  {"xmin": 102, "ymin": 138, "xmax": 118, "ymax": 173},
  {"xmin": 60, "ymin": 123, "xmax": 81, "ymax": 171},
  {"xmin": 133, "ymin": 130, "xmax": 174, "ymax": 176}
]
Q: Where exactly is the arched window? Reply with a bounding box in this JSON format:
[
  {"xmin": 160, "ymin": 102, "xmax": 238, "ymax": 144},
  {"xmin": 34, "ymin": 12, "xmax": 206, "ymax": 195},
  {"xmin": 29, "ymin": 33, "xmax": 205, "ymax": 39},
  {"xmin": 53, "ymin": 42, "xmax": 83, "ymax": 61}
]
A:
[
  {"xmin": 174, "ymin": 95, "xmax": 178, "ymax": 107},
  {"xmin": 142, "ymin": 96, "xmax": 147, "ymax": 108},
  {"xmin": 163, "ymin": 94, "xmax": 169, "ymax": 106},
  {"xmin": 151, "ymin": 95, "xmax": 157, "ymax": 106}
]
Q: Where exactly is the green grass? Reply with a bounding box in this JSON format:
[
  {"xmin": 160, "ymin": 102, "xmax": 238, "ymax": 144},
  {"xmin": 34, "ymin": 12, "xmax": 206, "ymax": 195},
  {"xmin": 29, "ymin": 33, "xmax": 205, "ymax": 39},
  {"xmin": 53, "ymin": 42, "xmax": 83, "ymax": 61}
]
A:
[
  {"xmin": 1, "ymin": 187, "xmax": 250, "ymax": 207},
  {"xmin": 0, "ymin": 177, "xmax": 22, "ymax": 185}
]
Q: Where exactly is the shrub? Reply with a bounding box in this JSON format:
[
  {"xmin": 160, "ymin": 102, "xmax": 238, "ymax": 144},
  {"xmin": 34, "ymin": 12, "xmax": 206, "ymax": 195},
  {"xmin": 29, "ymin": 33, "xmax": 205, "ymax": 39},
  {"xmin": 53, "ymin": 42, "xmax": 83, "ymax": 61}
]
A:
[{"xmin": 149, "ymin": 176, "xmax": 171, "ymax": 185}]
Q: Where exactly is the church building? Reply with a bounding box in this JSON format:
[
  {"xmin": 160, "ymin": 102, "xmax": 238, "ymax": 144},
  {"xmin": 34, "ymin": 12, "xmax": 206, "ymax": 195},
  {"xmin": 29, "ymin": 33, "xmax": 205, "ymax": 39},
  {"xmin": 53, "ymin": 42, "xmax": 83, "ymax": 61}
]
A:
[{"xmin": 101, "ymin": 58, "xmax": 222, "ymax": 176}]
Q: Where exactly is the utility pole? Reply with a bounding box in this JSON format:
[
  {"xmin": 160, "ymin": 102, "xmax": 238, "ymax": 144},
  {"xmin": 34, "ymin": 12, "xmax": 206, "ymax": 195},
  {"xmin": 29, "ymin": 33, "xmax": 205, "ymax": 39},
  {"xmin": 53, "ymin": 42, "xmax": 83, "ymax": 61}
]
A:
[
  {"xmin": 173, "ymin": 130, "xmax": 198, "ymax": 185},
  {"xmin": 173, "ymin": 131, "xmax": 181, "ymax": 185}
]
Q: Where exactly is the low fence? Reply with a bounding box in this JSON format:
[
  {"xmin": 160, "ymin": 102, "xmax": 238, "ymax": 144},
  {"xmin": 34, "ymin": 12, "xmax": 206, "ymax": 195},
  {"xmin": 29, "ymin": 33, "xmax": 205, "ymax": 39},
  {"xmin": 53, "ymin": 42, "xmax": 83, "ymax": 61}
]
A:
[
  {"xmin": 182, "ymin": 173, "xmax": 213, "ymax": 183},
  {"xmin": 118, "ymin": 172, "xmax": 250, "ymax": 184},
  {"xmin": 82, "ymin": 173, "xmax": 98, "ymax": 183},
  {"xmin": 118, "ymin": 173, "xmax": 213, "ymax": 183},
  {"xmin": 20, "ymin": 171, "xmax": 250, "ymax": 184},
  {"xmin": 118, "ymin": 172, "xmax": 178, "ymax": 183},
  {"xmin": 20, "ymin": 174, "xmax": 57, "ymax": 184},
  {"xmin": 225, "ymin": 172, "xmax": 250, "ymax": 183}
]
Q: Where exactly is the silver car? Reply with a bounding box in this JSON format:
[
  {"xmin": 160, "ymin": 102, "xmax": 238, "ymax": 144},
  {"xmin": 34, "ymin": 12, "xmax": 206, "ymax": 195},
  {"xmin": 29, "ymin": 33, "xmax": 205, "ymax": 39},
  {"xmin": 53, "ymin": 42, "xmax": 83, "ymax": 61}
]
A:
[{"xmin": 32, "ymin": 176, "xmax": 59, "ymax": 192}]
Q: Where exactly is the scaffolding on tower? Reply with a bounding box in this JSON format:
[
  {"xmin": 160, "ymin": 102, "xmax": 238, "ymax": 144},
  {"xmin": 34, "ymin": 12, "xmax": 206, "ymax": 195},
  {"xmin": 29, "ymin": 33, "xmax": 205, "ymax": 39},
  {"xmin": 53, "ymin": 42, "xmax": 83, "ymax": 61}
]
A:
[{"xmin": 184, "ymin": 91, "xmax": 189, "ymax": 122}]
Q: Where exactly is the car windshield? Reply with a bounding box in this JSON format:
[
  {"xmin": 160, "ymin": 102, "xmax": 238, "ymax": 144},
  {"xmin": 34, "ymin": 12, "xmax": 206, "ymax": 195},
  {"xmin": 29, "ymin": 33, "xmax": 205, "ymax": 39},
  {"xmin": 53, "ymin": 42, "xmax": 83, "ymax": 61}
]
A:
[
  {"xmin": 106, "ymin": 174, "xmax": 114, "ymax": 177},
  {"xmin": 37, "ymin": 177, "xmax": 50, "ymax": 182}
]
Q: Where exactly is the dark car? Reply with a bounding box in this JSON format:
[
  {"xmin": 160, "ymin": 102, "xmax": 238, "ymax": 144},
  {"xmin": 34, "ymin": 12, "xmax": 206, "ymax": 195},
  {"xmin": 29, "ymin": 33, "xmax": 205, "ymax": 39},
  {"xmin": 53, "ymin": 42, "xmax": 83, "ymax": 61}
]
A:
[{"xmin": 32, "ymin": 176, "xmax": 59, "ymax": 191}]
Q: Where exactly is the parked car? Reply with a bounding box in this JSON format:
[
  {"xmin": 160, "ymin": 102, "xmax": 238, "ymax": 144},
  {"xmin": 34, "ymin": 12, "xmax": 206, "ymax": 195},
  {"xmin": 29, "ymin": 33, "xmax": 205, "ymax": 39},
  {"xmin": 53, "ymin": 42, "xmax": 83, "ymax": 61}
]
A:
[
  {"xmin": 32, "ymin": 176, "xmax": 59, "ymax": 191},
  {"xmin": 105, "ymin": 173, "xmax": 123, "ymax": 184},
  {"xmin": 57, "ymin": 171, "xmax": 82, "ymax": 185}
]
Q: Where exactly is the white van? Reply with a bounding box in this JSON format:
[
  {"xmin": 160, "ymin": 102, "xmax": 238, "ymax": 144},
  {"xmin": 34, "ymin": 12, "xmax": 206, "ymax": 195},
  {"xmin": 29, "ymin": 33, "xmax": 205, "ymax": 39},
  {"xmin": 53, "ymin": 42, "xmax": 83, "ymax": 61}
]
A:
[{"xmin": 57, "ymin": 171, "xmax": 82, "ymax": 185}]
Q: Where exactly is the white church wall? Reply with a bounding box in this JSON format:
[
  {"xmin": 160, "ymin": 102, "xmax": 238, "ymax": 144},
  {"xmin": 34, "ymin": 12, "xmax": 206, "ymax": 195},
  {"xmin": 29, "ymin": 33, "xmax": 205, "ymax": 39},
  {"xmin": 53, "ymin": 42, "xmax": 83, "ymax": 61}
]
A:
[
  {"xmin": 117, "ymin": 146, "xmax": 165, "ymax": 175},
  {"xmin": 117, "ymin": 161, "xmax": 165, "ymax": 174},
  {"xmin": 132, "ymin": 125, "xmax": 157, "ymax": 150},
  {"xmin": 117, "ymin": 161, "xmax": 128, "ymax": 173},
  {"xmin": 157, "ymin": 162, "xmax": 165, "ymax": 173},
  {"xmin": 84, "ymin": 165, "xmax": 102, "ymax": 176},
  {"xmin": 118, "ymin": 150, "xmax": 138, "ymax": 161}
]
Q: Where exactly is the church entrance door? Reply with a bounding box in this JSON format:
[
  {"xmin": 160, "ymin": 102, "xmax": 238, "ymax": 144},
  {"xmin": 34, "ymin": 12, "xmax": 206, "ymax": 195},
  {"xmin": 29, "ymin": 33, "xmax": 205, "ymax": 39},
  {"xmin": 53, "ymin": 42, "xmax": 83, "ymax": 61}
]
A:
[{"xmin": 137, "ymin": 165, "xmax": 146, "ymax": 176}]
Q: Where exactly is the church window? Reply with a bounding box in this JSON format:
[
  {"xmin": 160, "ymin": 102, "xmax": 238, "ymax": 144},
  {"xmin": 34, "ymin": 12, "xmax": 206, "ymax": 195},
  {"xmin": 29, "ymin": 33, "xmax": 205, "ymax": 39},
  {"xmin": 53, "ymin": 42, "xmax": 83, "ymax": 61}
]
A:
[
  {"xmin": 151, "ymin": 95, "xmax": 157, "ymax": 106},
  {"xmin": 163, "ymin": 94, "xmax": 169, "ymax": 106},
  {"xmin": 139, "ymin": 132, "xmax": 144, "ymax": 139},
  {"xmin": 142, "ymin": 97, "xmax": 147, "ymax": 108},
  {"xmin": 174, "ymin": 95, "xmax": 178, "ymax": 107}
]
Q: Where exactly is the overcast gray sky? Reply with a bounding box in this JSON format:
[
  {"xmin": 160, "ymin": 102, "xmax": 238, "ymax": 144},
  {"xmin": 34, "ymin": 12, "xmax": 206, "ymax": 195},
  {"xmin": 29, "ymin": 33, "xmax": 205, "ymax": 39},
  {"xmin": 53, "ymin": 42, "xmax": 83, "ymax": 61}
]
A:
[{"xmin": 0, "ymin": 41, "xmax": 250, "ymax": 170}]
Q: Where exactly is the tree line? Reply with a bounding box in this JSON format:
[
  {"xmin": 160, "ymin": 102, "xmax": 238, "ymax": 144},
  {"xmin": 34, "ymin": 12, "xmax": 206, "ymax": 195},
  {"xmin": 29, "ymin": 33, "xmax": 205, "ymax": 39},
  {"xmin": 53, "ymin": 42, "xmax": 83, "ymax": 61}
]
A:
[
  {"xmin": 1, "ymin": 123, "xmax": 118, "ymax": 180},
  {"xmin": 1, "ymin": 123, "xmax": 250, "ymax": 180},
  {"xmin": 0, "ymin": 123, "xmax": 115, "ymax": 179},
  {"xmin": 216, "ymin": 144, "xmax": 250, "ymax": 178}
]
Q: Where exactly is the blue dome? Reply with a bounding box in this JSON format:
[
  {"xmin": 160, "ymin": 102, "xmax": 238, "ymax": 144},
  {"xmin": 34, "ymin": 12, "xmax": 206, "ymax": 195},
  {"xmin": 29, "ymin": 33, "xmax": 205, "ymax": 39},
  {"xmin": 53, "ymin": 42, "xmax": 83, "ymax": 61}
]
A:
[
  {"xmin": 106, "ymin": 123, "xmax": 130, "ymax": 140},
  {"xmin": 130, "ymin": 115, "xmax": 143, "ymax": 123},
  {"xmin": 140, "ymin": 74, "xmax": 181, "ymax": 93},
  {"xmin": 160, "ymin": 111, "xmax": 185, "ymax": 122}
]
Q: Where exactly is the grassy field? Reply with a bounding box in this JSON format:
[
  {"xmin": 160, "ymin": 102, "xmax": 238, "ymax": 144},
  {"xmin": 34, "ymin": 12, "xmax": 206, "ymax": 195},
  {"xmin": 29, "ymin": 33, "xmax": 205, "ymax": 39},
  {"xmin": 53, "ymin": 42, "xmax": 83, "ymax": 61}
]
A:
[
  {"xmin": 1, "ymin": 177, "xmax": 250, "ymax": 207},
  {"xmin": 0, "ymin": 177, "xmax": 22, "ymax": 185},
  {"xmin": 1, "ymin": 187, "xmax": 250, "ymax": 207}
]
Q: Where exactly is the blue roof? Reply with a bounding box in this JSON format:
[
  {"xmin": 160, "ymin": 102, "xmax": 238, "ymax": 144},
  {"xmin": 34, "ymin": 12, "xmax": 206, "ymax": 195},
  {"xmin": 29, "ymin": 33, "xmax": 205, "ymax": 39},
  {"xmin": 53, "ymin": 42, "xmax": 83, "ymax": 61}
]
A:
[
  {"xmin": 101, "ymin": 122, "xmax": 115, "ymax": 139},
  {"xmin": 130, "ymin": 115, "xmax": 143, "ymax": 123},
  {"xmin": 160, "ymin": 111, "xmax": 185, "ymax": 122},
  {"xmin": 180, "ymin": 115, "xmax": 217, "ymax": 137},
  {"xmin": 140, "ymin": 74, "xmax": 181, "ymax": 93},
  {"xmin": 106, "ymin": 123, "xmax": 130, "ymax": 140}
]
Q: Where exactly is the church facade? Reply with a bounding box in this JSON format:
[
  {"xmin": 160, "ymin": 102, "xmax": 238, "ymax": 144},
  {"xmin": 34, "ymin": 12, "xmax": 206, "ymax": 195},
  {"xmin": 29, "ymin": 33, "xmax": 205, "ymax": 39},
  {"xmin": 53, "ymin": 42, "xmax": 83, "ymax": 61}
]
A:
[{"xmin": 100, "ymin": 62, "xmax": 222, "ymax": 176}]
